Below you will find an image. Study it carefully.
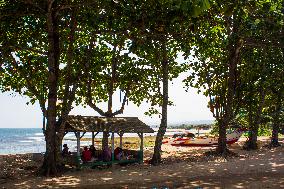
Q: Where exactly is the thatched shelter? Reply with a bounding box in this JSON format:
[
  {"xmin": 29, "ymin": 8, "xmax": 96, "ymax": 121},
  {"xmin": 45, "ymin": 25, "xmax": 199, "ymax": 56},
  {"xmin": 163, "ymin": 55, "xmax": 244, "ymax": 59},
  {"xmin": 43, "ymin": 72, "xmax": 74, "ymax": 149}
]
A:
[
  {"xmin": 63, "ymin": 115, "xmax": 154, "ymax": 133},
  {"xmin": 62, "ymin": 115, "xmax": 154, "ymax": 166}
]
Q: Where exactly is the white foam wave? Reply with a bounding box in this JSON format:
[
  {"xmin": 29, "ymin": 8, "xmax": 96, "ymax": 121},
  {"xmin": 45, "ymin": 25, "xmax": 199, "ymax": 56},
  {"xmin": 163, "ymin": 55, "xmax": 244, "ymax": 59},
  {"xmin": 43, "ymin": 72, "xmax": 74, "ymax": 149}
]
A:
[
  {"xmin": 19, "ymin": 140, "xmax": 33, "ymax": 143},
  {"xmin": 35, "ymin": 133, "xmax": 44, "ymax": 136},
  {"xmin": 27, "ymin": 137, "xmax": 44, "ymax": 141}
]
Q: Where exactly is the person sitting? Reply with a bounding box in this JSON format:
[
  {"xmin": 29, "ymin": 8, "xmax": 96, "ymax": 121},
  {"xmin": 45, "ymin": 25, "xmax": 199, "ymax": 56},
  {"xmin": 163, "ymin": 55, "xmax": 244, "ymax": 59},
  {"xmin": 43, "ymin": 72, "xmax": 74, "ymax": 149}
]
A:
[
  {"xmin": 102, "ymin": 146, "xmax": 111, "ymax": 162},
  {"xmin": 89, "ymin": 145, "xmax": 97, "ymax": 158},
  {"xmin": 114, "ymin": 147, "xmax": 124, "ymax": 160},
  {"xmin": 62, "ymin": 144, "xmax": 70, "ymax": 157},
  {"xmin": 81, "ymin": 146, "xmax": 92, "ymax": 163}
]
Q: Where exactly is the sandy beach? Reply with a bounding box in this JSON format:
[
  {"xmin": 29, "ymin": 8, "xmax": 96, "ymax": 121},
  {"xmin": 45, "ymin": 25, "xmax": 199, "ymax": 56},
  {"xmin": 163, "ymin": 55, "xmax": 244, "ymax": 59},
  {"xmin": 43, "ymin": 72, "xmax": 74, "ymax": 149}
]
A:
[{"xmin": 1, "ymin": 136, "xmax": 284, "ymax": 189}]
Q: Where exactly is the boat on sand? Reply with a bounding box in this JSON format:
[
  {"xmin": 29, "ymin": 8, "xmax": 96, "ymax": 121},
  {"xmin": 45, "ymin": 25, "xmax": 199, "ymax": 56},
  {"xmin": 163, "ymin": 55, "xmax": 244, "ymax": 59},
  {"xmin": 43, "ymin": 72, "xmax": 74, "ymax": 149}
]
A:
[{"xmin": 163, "ymin": 128, "xmax": 246, "ymax": 147}]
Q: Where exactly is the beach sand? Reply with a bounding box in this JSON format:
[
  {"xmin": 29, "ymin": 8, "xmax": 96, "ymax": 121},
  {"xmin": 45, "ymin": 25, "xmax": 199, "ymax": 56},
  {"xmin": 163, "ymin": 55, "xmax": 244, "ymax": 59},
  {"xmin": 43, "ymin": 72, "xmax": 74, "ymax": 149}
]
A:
[{"xmin": 1, "ymin": 136, "xmax": 284, "ymax": 188}]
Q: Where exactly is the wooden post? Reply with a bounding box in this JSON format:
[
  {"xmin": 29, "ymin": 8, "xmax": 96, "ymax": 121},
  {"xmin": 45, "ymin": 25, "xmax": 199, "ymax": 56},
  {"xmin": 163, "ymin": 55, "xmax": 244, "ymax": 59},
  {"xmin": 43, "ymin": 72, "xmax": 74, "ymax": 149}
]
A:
[
  {"xmin": 119, "ymin": 132, "xmax": 124, "ymax": 148},
  {"xmin": 92, "ymin": 132, "xmax": 94, "ymax": 146},
  {"xmin": 76, "ymin": 132, "xmax": 80, "ymax": 157},
  {"xmin": 111, "ymin": 132, "xmax": 115, "ymax": 162},
  {"xmin": 138, "ymin": 132, "xmax": 143, "ymax": 163}
]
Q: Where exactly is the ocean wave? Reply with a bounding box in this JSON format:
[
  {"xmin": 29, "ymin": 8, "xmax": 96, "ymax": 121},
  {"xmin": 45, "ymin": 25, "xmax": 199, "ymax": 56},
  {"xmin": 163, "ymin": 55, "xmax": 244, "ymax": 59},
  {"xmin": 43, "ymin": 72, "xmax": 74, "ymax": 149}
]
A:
[
  {"xmin": 34, "ymin": 133, "xmax": 44, "ymax": 136},
  {"xmin": 19, "ymin": 140, "xmax": 34, "ymax": 143},
  {"xmin": 27, "ymin": 137, "xmax": 44, "ymax": 141}
]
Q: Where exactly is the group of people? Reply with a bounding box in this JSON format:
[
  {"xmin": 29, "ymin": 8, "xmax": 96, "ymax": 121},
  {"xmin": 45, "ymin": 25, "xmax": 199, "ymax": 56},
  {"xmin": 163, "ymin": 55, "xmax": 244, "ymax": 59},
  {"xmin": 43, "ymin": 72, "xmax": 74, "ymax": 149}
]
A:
[
  {"xmin": 81, "ymin": 145, "xmax": 97, "ymax": 163},
  {"xmin": 62, "ymin": 143, "xmax": 97, "ymax": 162},
  {"xmin": 62, "ymin": 143, "xmax": 126, "ymax": 163},
  {"xmin": 96, "ymin": 146, "xmax": 126, "ymax": 162}
]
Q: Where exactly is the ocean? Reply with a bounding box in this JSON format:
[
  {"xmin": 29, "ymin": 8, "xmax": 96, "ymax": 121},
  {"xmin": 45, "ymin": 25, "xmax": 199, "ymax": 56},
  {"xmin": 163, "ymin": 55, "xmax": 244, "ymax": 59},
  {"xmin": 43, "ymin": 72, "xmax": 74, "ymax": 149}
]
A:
[
  {"xmin": 0, "ymin": 128, "xmax": 46, "ymax": 155},
  {"xmin": 0, "ymin": 128, "xmax": 156, "ymax": 155},
  {"xmin": 0, "ymin": 128, "xmax": 209, "ymax": 155}
]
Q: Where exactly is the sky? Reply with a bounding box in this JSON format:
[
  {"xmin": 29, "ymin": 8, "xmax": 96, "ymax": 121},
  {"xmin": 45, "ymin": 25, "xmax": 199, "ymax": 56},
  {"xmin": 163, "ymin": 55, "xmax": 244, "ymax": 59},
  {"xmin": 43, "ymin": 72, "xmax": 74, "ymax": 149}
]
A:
[{"xmin": 0, "ymin": 72, "xmax": 214, "ymax": 128}]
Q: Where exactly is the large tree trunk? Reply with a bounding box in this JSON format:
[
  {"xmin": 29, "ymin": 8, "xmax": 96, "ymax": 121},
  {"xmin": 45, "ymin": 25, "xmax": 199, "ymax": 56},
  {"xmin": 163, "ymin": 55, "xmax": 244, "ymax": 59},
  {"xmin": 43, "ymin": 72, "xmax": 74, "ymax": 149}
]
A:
[
  {"xmin": 216, "ymin": 119, "xmax": 227, "ymax": 154},
  {"xmin": 101, "ymin": 51, "xmax": 116, "ymax": 150},
  {"xmin": 41, "ymin": 1, "xmax": 60, "ymax": 176},
  {"xmin": 151, "ymin": 39, "xmax": 168, "ymax": 165},
  {"xmin": 270, "ymin": 95, "xmax": 281, "ymax": 147},
  {"xmin": 244, "ymin": 104, "xmax": 257, "ymax": 150},
  {"xmin": 245, "ymin": 90, "xmax": 265, "ymax": 150},
  {"xmin": 246, "ymin": 123, "xmax": 259, "ymax": 150},
  {"xmin": 102, "ymin": 131, "xmax": 109, "ymax": 149},
  {"xmin": 270, "ymin": 120, "xmax": 280, "ymax": 147},
  {"xmin": 271, "ymin": 121, "xmax": 280, "ymax": 147},
  {"xmin": 216, "ymin": 35, "xmax": 241, "ymax": 154}
]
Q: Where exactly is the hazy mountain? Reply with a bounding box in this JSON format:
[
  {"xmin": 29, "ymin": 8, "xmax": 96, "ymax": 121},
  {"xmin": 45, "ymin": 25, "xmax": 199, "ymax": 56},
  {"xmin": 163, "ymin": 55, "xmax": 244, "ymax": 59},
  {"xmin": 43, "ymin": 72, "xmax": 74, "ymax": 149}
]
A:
[{"xmin": 150, "ymin": 120, "xmax": 215, "ymax": 128}]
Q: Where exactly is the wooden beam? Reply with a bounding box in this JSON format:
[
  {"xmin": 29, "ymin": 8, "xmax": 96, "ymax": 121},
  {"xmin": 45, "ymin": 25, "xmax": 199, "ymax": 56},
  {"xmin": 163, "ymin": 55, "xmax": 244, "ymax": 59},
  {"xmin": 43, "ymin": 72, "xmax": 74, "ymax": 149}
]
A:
[
  {"xmin": 92, "ymin": 132, "xmax": 94, "ymax": 146},
  {"xmin": 138, "ymin": 132, "xmax": 143, "ymax": 163},
  {"xmin": 76, "ymin": 132, "xmax": 80, "ymax": 157},
  {"xmin": 80, "ymin": 132, "xmax": 86, "ymax": 139},
  {"xmin": 111, "ymin": 132, "xmax": 115, "ymax": 162},
  {"xmin": 118, "ymin": 132, "xmax": 124, "ymax": 148}
]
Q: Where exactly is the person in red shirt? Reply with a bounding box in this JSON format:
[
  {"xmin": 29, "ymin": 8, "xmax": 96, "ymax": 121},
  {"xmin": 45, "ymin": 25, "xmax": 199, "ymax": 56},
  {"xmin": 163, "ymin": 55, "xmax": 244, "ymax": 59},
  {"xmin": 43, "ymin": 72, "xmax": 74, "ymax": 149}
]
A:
[{"xmin": 82, "ymin": 146, "xmax": 92, "ymax": 163}]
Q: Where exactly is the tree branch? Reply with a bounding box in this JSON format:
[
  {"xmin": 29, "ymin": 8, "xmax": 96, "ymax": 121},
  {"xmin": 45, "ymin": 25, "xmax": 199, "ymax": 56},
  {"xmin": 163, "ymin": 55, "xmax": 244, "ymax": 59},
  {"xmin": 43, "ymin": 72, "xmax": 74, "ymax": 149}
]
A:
[
  {"xmin": 111, "ymin": 86, "xmax": 130, "ymax": 117},
  {"xmin": 84, "ymin": 36, "xmax": 106, "ymax": 116},
  {"xmin": 6, "ymin": 46, "xmax": 47, "ymax": 55}
]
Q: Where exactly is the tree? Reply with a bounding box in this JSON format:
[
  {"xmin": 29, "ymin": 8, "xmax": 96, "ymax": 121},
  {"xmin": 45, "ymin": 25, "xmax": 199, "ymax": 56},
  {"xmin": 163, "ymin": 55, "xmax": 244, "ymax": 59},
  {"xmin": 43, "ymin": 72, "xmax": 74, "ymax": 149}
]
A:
[
  {"xmin": 185, "ymin": 0, "xmax": 248, "ymax": 154},
  {"xmin": 236, "ymin": 0, "xmax": 284, "ymax": 149},
  {"xmin": 124, "ymin": 0, "xmax": 210, "ymax": 164},
  {"xmin": 238, "ymin": 47, "xmax": 268, "ymax": 150},
  {"xmin": 0, "ymin": 0, "xmax": 99, "ymax": 175},
  {"xmin": 264, "ymin": 48, "xmax": 284, "ymax": 147},
  {"xmin": 184, "ymin": 0, "xmax": 284, "ymax": 154}
]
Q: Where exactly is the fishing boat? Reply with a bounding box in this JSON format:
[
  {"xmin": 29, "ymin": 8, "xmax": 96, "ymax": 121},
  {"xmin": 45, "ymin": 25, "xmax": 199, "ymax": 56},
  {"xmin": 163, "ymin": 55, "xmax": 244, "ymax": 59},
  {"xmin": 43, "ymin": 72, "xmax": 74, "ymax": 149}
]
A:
[{"xmin": 163, "ymin": 128, "xmax": 246, "ymax": 147}]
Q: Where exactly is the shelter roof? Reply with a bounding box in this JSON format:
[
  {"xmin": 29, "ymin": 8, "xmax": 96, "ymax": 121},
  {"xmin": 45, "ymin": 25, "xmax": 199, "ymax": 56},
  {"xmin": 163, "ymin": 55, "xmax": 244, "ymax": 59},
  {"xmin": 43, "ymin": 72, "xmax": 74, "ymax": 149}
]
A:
[{"xmin": 62, "ymin": 115, "xmax": 154, "ymax": 133}]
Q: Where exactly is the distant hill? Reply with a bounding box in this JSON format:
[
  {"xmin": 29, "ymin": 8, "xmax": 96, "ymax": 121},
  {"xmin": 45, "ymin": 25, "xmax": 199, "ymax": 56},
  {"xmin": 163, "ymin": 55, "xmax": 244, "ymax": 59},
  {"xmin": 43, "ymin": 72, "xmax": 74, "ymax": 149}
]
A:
[
  {"xmin": 169, "ymin": 120, "xmax": 214, "ymax": 126},
  {"xmin": 150, "ymin": 120, "xmax": 215, "ymax": 128}
]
